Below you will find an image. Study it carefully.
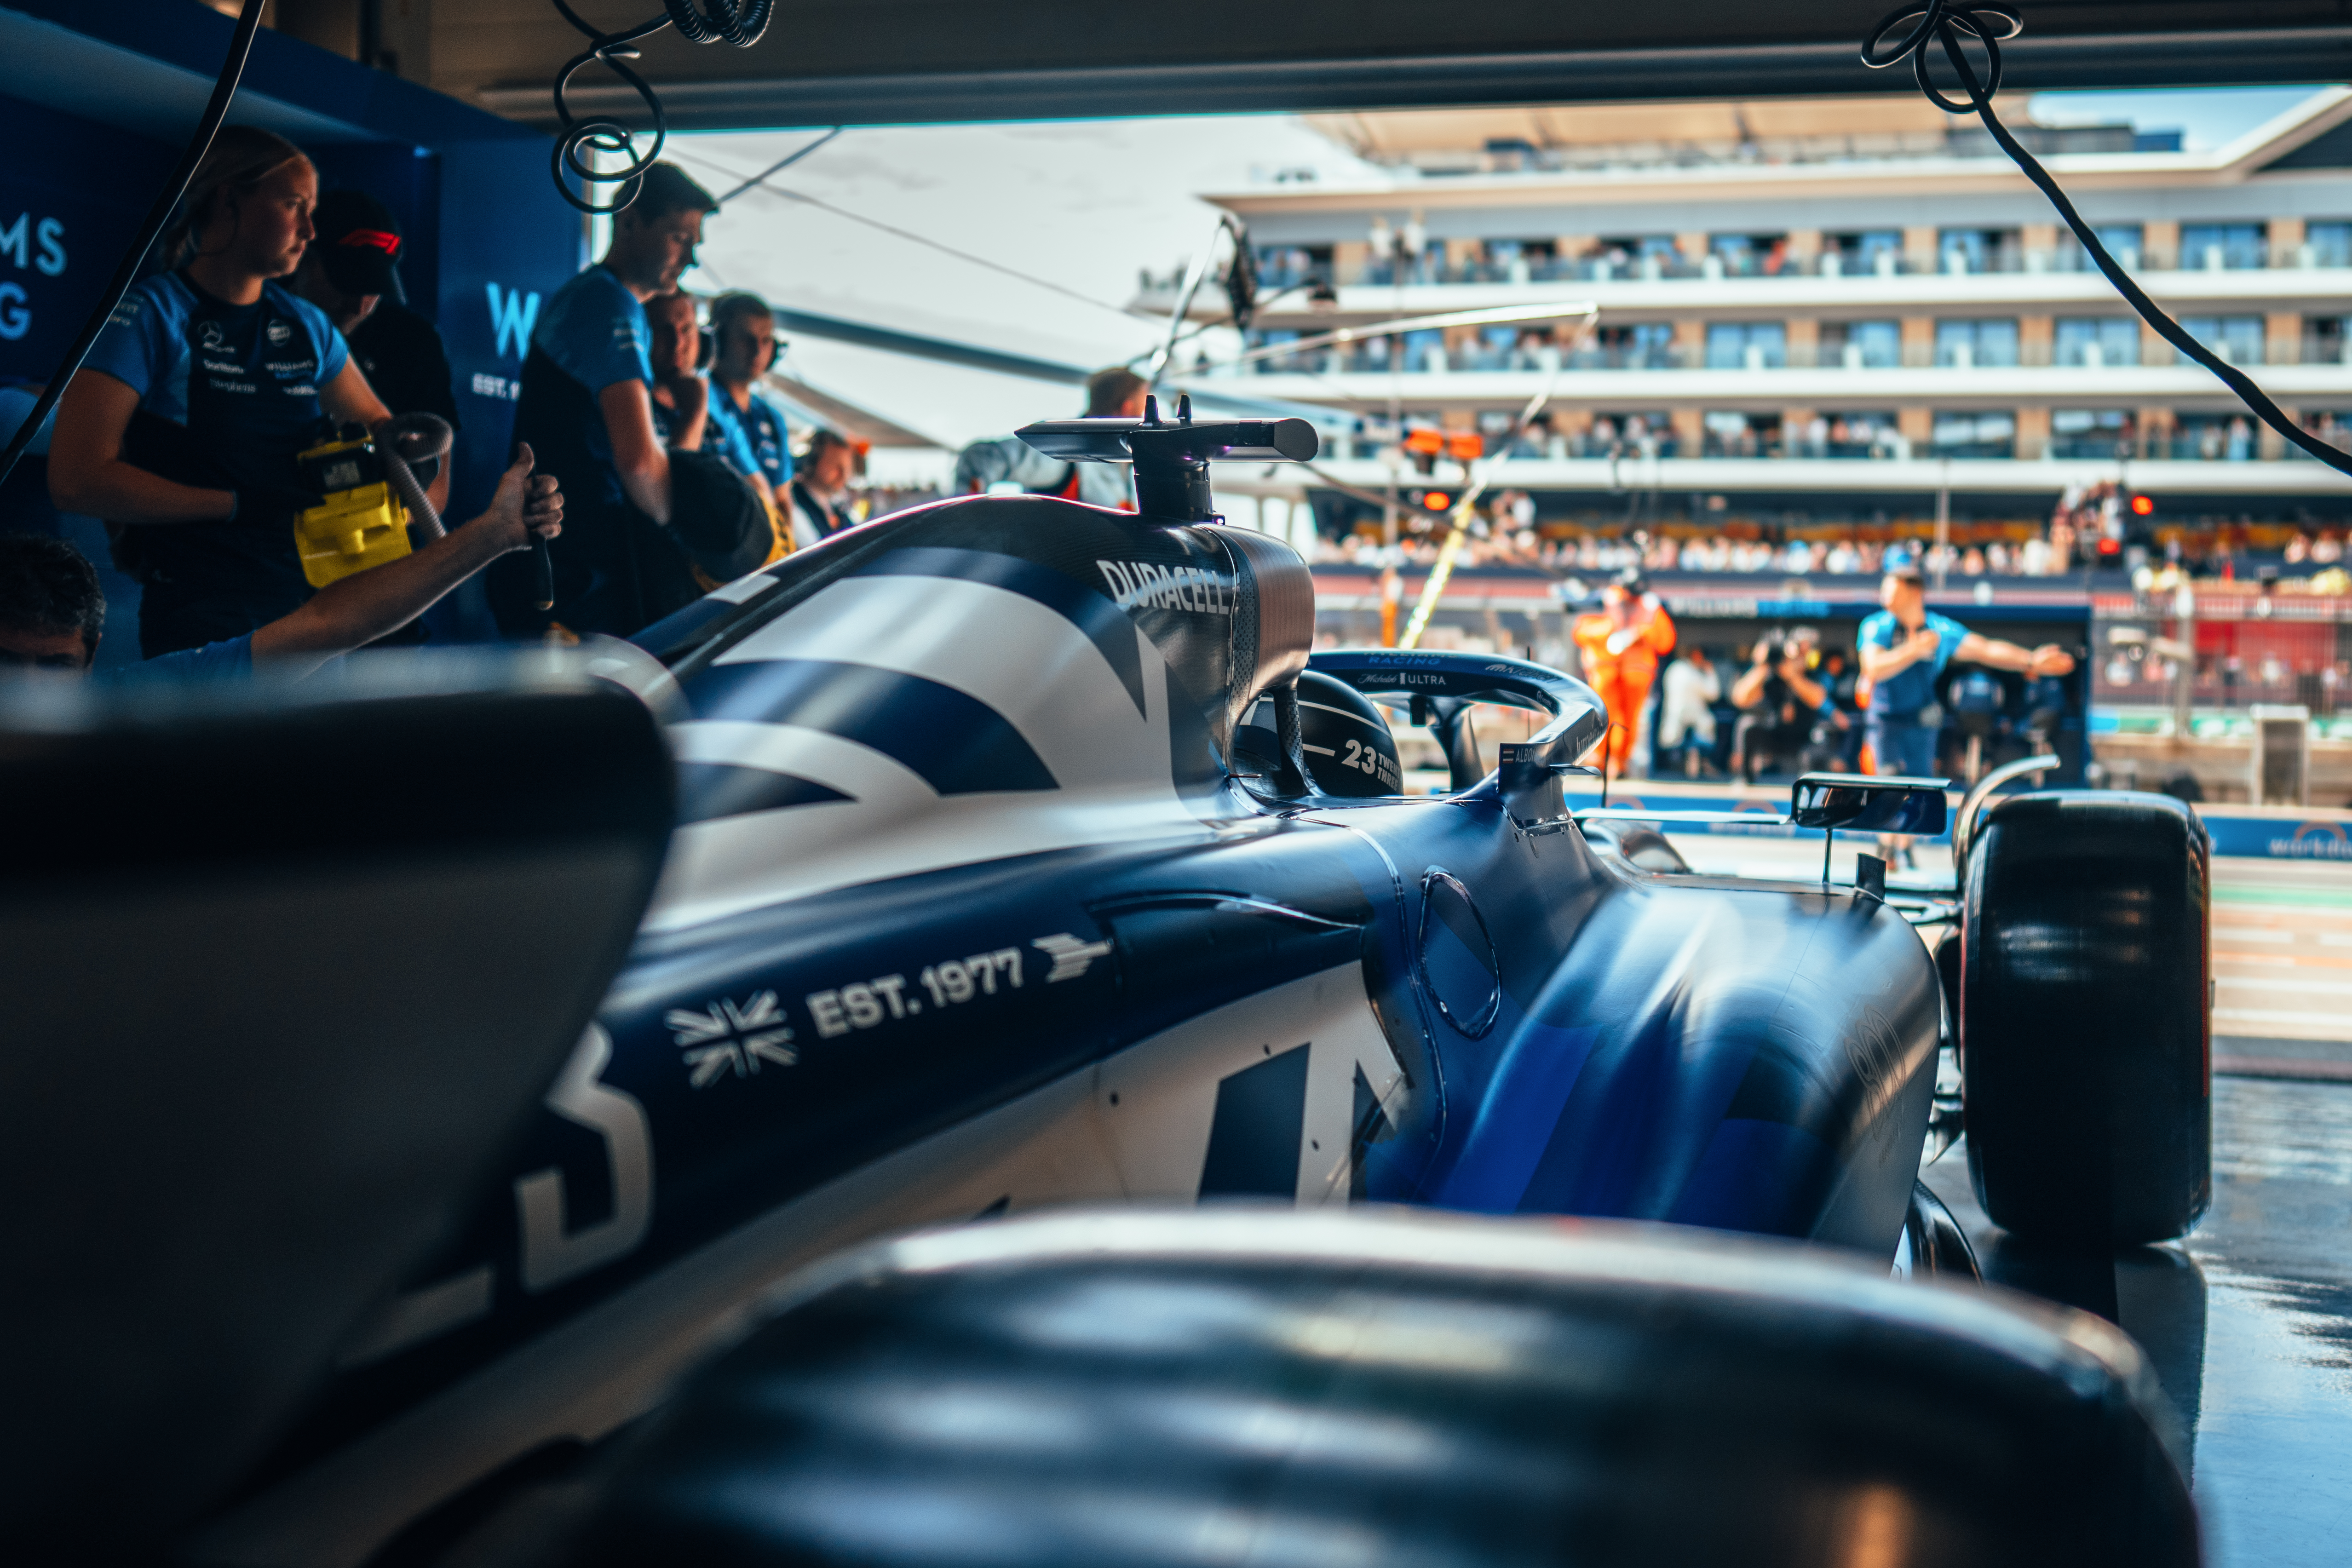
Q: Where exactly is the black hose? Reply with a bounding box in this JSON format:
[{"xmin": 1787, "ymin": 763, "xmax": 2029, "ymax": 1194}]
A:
[
  {"xmin": 549, "ymin": 0, "xmax": 775, "ymax": 214},
  {"xmin": 377, "ymin": 412, "xmax": 453, "ymax": 540},
  {"xmin": 0, "ymin": 0, "xmax": 267, "ymax": 491},
  {"xmin": 1862, "ymin": 2, "xmax": 2352, "ymax": 479}
]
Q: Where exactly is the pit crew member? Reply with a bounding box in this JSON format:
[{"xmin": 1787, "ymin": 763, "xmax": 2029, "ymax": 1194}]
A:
[
  {"xmin": 954, "ymin": 367, "xmax": 1147, "ymax": 509},
  {"xmin": 1571, "ymin": 569, "xmax": 1676, "ymax": 777},
  {"xmin": 289, "ymin": 188, "xmax": 458, "ymax": 516},
  {"xmin": 46, "ymin": 126, "xmax": 396, "ymax": 658},
  {"xmin": 1858, "ymin": 567, "xmax": 2075, "ymax": 860},
  {"xmin": 787, "ymin": 427, "xmax": 861, "ymax": 547},
  {"xmin": 497, "ymin": 161, "xmax": 717, "ymax": 638},
  {"xmin": 703, "ymin": 290, "xmax": 794, "ymax": 518},
  {"xmin": 0, "ymin": 446, "xmax": 560, "ymax": 678}
]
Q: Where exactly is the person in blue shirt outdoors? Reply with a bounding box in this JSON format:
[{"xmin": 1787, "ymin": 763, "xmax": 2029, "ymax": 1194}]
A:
[
  {"xmin": 0, "ymin": 445, "xmax": 561, "ymax": 679},
  {"xmin": 47, "ymin": 126, "xmax": 399, "ymax": 659},
  {"xmin": 496, "ymin": 162, "xmax": 719, "ymax": 639},
  {"xmin": 1857, "ymin": 567, "xmax": 2074, "ymax": 864},
  {"xmin": 702, "ymin": 291, "xmax": 794, "ymax": 516}
]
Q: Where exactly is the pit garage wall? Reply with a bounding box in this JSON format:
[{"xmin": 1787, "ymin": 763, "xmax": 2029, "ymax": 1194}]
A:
[{"xmin": 0, "ymin": 38, "xmax": 579, "ymax": 526}]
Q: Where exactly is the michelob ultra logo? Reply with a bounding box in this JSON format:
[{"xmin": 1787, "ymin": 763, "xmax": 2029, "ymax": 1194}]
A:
[{"xmin": 1096, "ymin": 558, "xmax": 1235, "ymax": 615}]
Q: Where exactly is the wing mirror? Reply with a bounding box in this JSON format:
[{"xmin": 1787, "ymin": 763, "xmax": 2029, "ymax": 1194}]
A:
[{"xmin": 1789, "ymin": 773, "xmax": 1949, "ymax": 835}]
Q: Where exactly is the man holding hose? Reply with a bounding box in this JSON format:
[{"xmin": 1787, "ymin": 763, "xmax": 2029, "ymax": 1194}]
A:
[{"xmin": 0, "ymin": 444, "xmax": 561, "ymax": 678}]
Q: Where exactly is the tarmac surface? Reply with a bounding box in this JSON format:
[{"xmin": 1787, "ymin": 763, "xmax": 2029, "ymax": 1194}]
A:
[{"xmin": 1670, "ymin": 831, "xmax": 2352, "ymax": 1566}]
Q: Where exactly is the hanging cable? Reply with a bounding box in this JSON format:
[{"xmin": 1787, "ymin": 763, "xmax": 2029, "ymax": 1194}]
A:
[
  {"xmin": 0, "ymin": 0, "xmax": 267, "ymax": 491},
  {"xmin": 548, "ymin": 0, "xmax": 774, "ymax": 214},
  {"xmin": 711, "ymin": 126, "xmax": 842, "ymax": 205},
  {"xmin": 1863, "ymin": 2, "xmax": 2352, "ymax": 477},
  {"xmin": 695, "ymin": 165, "xmax": 1152, "ymax": 322}
]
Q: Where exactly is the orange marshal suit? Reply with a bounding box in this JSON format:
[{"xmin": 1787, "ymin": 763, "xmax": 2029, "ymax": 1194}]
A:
[{"xmin": 1571, "ymin": 594, "xmax": 1677, "ymax": 773}]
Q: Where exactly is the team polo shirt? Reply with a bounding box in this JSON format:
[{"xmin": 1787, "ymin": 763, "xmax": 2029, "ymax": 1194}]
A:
[
  {"xmin": 513, "ymin": 266, "xmax": 652, "ymax": 512},
  {"xmin": 108, "ymin": 632, "xmax": 256, "ymax": 680},
  {"xmin": 81, "ymin": 273, "xmax": 347, "ymax": 628},
  {"xmin": 1858, "ymin": 608, "xmax": 1970, "ymax": 719},
  {"xmin": 705, "ymin": 385, "xmax": 793, "ymax": 489}
]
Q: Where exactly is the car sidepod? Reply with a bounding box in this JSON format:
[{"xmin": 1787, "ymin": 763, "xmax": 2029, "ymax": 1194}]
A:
[{"xmin": 1335, "ymin": 791, "xmax": 1941, "ymax": 1254}]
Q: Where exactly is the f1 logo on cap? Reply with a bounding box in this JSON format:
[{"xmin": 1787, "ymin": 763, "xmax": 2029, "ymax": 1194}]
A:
[{"xmin": 340, "ymin": 228, "xmax": 401, "ymax": 258}]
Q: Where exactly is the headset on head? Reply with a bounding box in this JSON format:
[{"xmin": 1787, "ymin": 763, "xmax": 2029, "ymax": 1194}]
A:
[{"xmin": 696, "ymin": 319, "xmax": 788, "ymax": 376}]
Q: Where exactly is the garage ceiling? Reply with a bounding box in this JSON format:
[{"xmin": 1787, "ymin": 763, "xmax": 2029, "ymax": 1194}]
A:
[{"xmin": 420, "ymin": 0, "xmax": 2352, "ymax": 131}]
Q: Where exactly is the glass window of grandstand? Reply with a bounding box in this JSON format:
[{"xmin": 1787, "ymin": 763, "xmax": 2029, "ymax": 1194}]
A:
[
  {"xmin": 2306, "ymin": 316, "xmax": 2351, "ymax": 367},
  {"xmin": 1708, "ymin": 233, "xmax": 1791, "ymax": 278},
  {"xmin": 2180, "ymin": 222, "xmax": 2266, "ymax": 271},
  {"xmin": 1702, "ymin": 410, "xmax": 1781, "ymax": 457},
  {"xmin": 1706, "ymin": 322, "xmax": 1788, "ymax": 370},
  {"xmin": 1480, "ymin": 239, "xmax": 1565, "ymax": 283},
  {"xmin": 1398, "ymin": 329, "xmax": 1449, "ymax": 373},
  {"xmin": 2054, "ymin": 223, "xmax": 2143, "ymax": 272},
  {"xmin": 2179, "ymin": 315, "xmax": 2265, "ymax": 366},
  {"xmin": 1819, "ymin": 320, "xmax": 1900, "ymax": 369},
  {"xmin": 1938, "ymin": 227, "xmax": 2023, "ymax": 275},
  {"xmin": 1583, "ymin": 413, "xmax": 1674, "ymax": 458},
  {"xmin": 1254, "ymin": 244, "xmax": 1332, "ymax": 292},
  {"xmin": 1935, "ymin": 318, "xmax": 2019, "ymax": 368},
  {"xmin": 1582, "ymin": 323, "xmax": 1677, "ymax": 370},
  {"xmin": 1822, "ymin": 230, "xmax": 1903, "ymax": 277},
  {"xmin": 2306, "ymin": 222, "xmax": 2352, "ymax": 268},
  {"xmin": 1809, "ymin": 411, "xmax": 1903, "ymax": 459},
  {"xmin": 2301, "ymin": 409, "xmax": 2352, "ymax": 458},
  {"xmin": 1931, "ymin": 410, "xmax": 2016, "ymax": 458},
  {"xmin": 2048, "ymin": 408, "xmax": 2138, "ymax": 459},
  {"xmin": 1591, "ymin": 235, "xmax": 1684, "ymax": 281},
  {"xmin": 2054, "ymin": 317, "xmax": 2141, "ymax": 368},
  {"xmin": 1248, "ymin": 328, "xmax": 1304, "ymax": 374},
  {"xmin": 2174, "ymin": 411, "xmax": 2260, "ymax": 461},
  {"xmin": 1460, "ymin": 324, "xmax": 1558, "ymax": 371}
]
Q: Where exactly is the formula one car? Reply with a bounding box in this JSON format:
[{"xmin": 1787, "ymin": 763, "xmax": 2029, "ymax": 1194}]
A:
[{"xmin": 0, "ymin": 409, "xmax": 2208, "ymax": 1566}]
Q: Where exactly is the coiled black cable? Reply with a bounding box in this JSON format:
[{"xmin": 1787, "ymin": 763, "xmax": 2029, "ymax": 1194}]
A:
[
  {"xmin": 549, "ymin": 0, "xmax": 774, "ymax": 214},
  {"xmin": 0, "ymin": 0, "xmax": 266, "ymax": 491},
  {"xmin": 1863, "ymin": 1, "xmax": 2352, "ymax": 477}
]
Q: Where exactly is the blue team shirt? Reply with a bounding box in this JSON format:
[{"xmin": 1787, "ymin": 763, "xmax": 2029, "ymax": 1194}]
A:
[
  {"xmin": 527, "ymin": 266, "xmax": 653, "ymax": 475},
  {"xmin": 83, "ymin": 274, "xmax": 351, "ymax": 631},
  {"xmin": 1858, "ymin": 608, "xmax": 1970, "ymax": 719},
  {"xmin": 705, "ymin": 386, "xmax": 793, "ymax": 489},
  {"xmin": 104, "ymin": 632, "xmax": 255, "ymax": 680},
  {"xmin": 84, "ymin": 274, "xmax": 347, "ymax": 426}
]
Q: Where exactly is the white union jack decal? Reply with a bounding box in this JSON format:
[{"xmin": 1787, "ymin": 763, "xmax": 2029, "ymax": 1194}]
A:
[{"xmin": 668, "ymin": 991, "xmax": 798, "ymax": 1088}]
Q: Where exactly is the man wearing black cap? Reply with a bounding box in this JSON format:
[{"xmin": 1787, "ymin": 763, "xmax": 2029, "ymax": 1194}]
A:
[{"xmin": 289, "ymin": 189, "xmax": 459, "ymax": 515}]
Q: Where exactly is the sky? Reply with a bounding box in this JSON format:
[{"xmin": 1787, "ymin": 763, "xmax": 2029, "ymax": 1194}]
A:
[
  {"xmin": 673, "ymin": 86, "xmax": 2337, "ymax": 452},
  {"xmin": 670, "ymin": 117, "xmax": 1378, "ymax": 450},
  {"xmin": 2026, "ymin": 85, "xmax": 2329, "ymax": 150}
]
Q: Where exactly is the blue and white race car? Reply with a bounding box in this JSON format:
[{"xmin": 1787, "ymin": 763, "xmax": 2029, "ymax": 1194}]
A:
[{"xmin": 3, "ymin": 413, "xmax": 2209, "ymax": 1566}]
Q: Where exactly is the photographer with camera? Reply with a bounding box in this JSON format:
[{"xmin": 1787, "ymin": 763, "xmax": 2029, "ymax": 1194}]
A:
[{"xmin": 1729, "ymin": 626, "xmax": 1830, "ymax": 785}]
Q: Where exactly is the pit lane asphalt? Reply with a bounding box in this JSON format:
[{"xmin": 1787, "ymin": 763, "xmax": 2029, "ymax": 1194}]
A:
[{"xmin": 1664, "ymin": 834, "xmax": 2352, "ymax": 1565}]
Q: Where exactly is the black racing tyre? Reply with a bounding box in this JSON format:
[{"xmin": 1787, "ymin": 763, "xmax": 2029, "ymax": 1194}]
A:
[{"xmin": 1961, "ymin": 791, "xmax": 2211, "ymax": 1246}]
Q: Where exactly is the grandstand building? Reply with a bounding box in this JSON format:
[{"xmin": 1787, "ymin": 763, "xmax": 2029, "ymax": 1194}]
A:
[{"xmin": 1147, "ymin": 92, "xmax": 2352, "ymax": 556}]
